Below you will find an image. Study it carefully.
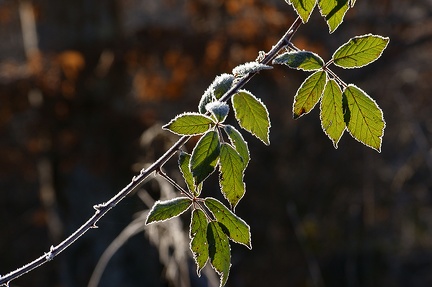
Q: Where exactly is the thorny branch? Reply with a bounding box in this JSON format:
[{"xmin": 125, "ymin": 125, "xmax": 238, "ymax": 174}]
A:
[{"xmin": 0, "ymin": 16, "xmax": 302, "ymax": 286}]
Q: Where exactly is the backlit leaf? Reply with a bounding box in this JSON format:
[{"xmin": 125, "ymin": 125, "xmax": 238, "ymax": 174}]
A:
[
  {"xmin": 190, "ymin": 209, "xmax": 209, "ymax": 275},
  {"xmin": 163, "ymin": 113, "xmax": 215, "ymax": 136},
  {"xmin": 320, "ymin": 79, "xmax": 346, "ymax": 148},
  {"xmin": 207, "ymin": 221, "xmax": 231, "ymax": 287},
  {"xmin": 190, "ymin": 130, "xmax": 221, "ymax": 184},
  {"xmin": 318, "ymin": 0, "xmax": 350, "ymax": 33},
  {"xmin": 343, "ymin": 84, "xmax": 385, "ymax": 152},
  {"xmin": 205, "ymin": 197, "xmax": 251, "ymax": 249},
  {"xmin": 218, "ymin": 144, "xmax": 246, "ymax": 209},
  {"xmin": 223, "ymin": 125, "xmax": 250, "ymax": 170},
  {"xmin": 285, "ymin": 0, "xmax": 317, "ymax": 23},
  {"xmin": 332, "ymin": 34, "xmax": 390, "ymax": 68},
  {"xmin": 232, "ymin": 90, "xmax": 271, "ymax": 145},
  {"xmin": 272, "ymin": 51, "xmax": 324, "ymax": 71},
  {"xmin": 146, "ymin": 197, "xmax": 192, "ymax": 224},
  {"xmin": 293, "ymin": 70, "xmax": 327, "ymax": 119},
  {"xmin": 179, "ymin": 152, "xmax": 201, "ymax": 197}
]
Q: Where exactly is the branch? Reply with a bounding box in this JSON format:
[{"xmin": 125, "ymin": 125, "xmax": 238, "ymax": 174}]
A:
[{"xmin": 0, "ymin": 16, "xmax": 302, "ymax": 286}]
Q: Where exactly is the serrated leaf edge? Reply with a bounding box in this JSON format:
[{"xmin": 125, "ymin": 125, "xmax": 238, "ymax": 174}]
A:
[
  {"xmin": 145, "ymin": 197, "xmax": 192, "ymax": 224},
  {"xmin": 231, "ymin": 89, "xmax": 271, "ymax": 145},
  {"xmin": 286, "ymin": 0, "xmax": 318, "ymax": 23},
  {"xmin": 163, "ymin": 112, "xmax": 216, "ymax": 136},
  {"xmin": 317, "ymin": 0, "xmax": 350, "ymax": 33},
  {"xmin": 331, "ymin": 34, "xmax": 390, "ymax": 69},
  {"xmin": 343, "ymin": 84, "xmax": 386, "ymax": 152},
  {"xmin": 189, "ymin": 209, "xmax": 209, "ymax": 276},
  {"xmin": 205, "ymin": 197, "xmax": 252, "ymax": 249},
  {"xmin": 272, "ymin": 50, "xmax": 325, "ymax": 71},
  {"xmin": 218, "ymin": 144, "xmax": 246, "ymax": 209},
  {"xmin": 207, "ymin": 221, "xmax": 232, "ymax": 287},
  {"xmin": 292, "ymin": 70, "xmax": 328, "ymax": 119},
  {"xmin": 319, "ymin": 79, "xmax": 346, "ymax": 148}
]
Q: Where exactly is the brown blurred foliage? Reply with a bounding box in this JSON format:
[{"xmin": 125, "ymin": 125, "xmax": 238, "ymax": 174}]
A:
[{"xmin": 0, "ymin": 0, "xmax": 431, "ymax": 286}]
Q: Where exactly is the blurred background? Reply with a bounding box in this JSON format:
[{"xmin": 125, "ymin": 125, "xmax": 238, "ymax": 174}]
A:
[{"xmin": 0, "ymin": 0, "xmax": 431, "ymax": 286}]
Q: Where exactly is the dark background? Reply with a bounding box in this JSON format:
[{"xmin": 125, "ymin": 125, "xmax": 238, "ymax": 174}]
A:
[{"xmin": 1, "ymin": 0, "xmax": 431, "ymax": 286}]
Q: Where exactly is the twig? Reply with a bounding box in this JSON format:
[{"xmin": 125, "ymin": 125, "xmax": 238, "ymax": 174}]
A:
[{"xmin": 0, "ymin": 16, "xmax": 303, "ymax": 286}]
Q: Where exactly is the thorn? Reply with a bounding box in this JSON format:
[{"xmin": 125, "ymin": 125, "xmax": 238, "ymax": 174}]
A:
[
  {"xmin": 90, "ymin": 224, "xmax": 99, "ymax": 229},
  {"xmin": 45, "ymin": 249, "xmax": 54, "ymax": 261},
  {"xmin": 93, "ymin": 204, "xmax": 103, "ymax": 212}
]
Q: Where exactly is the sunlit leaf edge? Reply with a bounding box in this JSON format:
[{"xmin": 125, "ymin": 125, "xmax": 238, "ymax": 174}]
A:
[
  {"xmin": 343, "ymin": 84, "xmax": 386, "ymax": 152},
  {"xmin": 331, "ymin": 34, "xmax": 390, "ymax": 69}
]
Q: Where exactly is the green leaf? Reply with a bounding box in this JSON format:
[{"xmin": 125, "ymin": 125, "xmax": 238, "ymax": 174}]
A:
[
  {"xmin": 218, "ymin": 143, "xmax": 246, "ymax": 209},
  {"xmin": 205, "ymin": 197, "xmax": 252, "ymax": 249},
  {"xmin": 223, "ymin": 125, "xmax": 250, "ymax": 170},
  {"xmin": 163, "ymin": 113, "xmax": 215, "ymax": 136},
  {"xmin": 318, "ymin": 0, "xmax": 349, "ymax": 33},
  {"xmin": 272, "ymin": 51, "xmax": 324, "ymax": 71},
  {"xmin": 343, "ymin": 84, "xmax": 385, "ymax": 152},
  {"xmin": 206, "ymin": 101, "xmax": 230, "ymax": 123},
  {"xmin": 207, "ymin": 221, "xmax": 231, "ymax": 287},
  {"xmin": 320, "ymin": 79, "xmax": 346, "ymax": 148},
  {"xmin": 293, "ymin": 70, "xmax": 327, "ymax": 119},
  {"xmin": 198, "ymin": 74, "xmax": 235, "ymax": 113},
  {"xmin": 179, "ymin": 152, "xmax": 201, "ymax": 197},
  {"xmin": 190, "ymin": 209, "xmax": 209, "ymax": 275},
  {"xmin": 146, "ymin": 197, "xmax": 192, "ymax": 224},
  {"xmin": 285, "ymin": 0, "xmax": 317, "ymax": 23},
  {"xmin": 190, "ymin": 130, "xmax": 221, "ymax": 184},
  {"xmin": 232, "ymin": 62, "xmax": 273, "ymax": 78},
  {"xmin": 232, "ymin": 90, "xmax": 271, "ymax": 145},
  {"xmin": 332, "ymin": 34, "xmax": 390, "ymax": 68}
]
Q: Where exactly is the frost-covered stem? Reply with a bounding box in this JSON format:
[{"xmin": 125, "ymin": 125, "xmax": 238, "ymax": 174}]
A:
[{"xmin": 0, "ymin": 16, "xmax": 302, "ymax": 286}]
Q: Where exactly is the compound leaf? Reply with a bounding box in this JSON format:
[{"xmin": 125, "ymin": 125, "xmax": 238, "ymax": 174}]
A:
[
  {"xmin": 273, "ymin": 51, "xmax": 324, "ymax": 71},
  {"xmin": 332, "ymin": 34, "xmax": 390, "ymax": 68},
  {"xmin": 146, "ymin": 197, "xmax": 192, "ymax": 224},
  {"xmin": 218, "ymin": 143, "xmax": 246, "ymax": 209},
  {"xmin": 232, "ymin": 90, "xmax": 271, "ymax": 145},
  {"xmin": 320, "ymin": 79, "xmax": 346, "ymax": 148},
  {"xmin": 190, "ymin": 209, "xmax": 209, "ymax": 275},
  {"xmin": 223, "ymin": 125, "xmax": 250, "ymax": 170},
  {"xmin": 207, "ymin": 221, "xmax": 231, "ymax": 287},
  {"xmin": 343, "ymin": 84, "xmax": 385, "ymax": 152},
  {"xmin": 190, "ymin": 130, "xmax": 221, "ymax": 184},
  {"xmin": 285, "ymin": 0, "xmax": 317, "ymax": 23},
  {"xmin": 293, "ymin": 70, "xmax": 327, "ymax": 119},
  {"xmin": 163, "ymin": 113, "xmax": 215, "ymax": 136},
  {"xmin": 318, "ymin": 0, "xmax": 350, "ymax": 33},
  {"xmin": 205, "ymin": 197, "xmax": 251, "ymax": 249}
]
